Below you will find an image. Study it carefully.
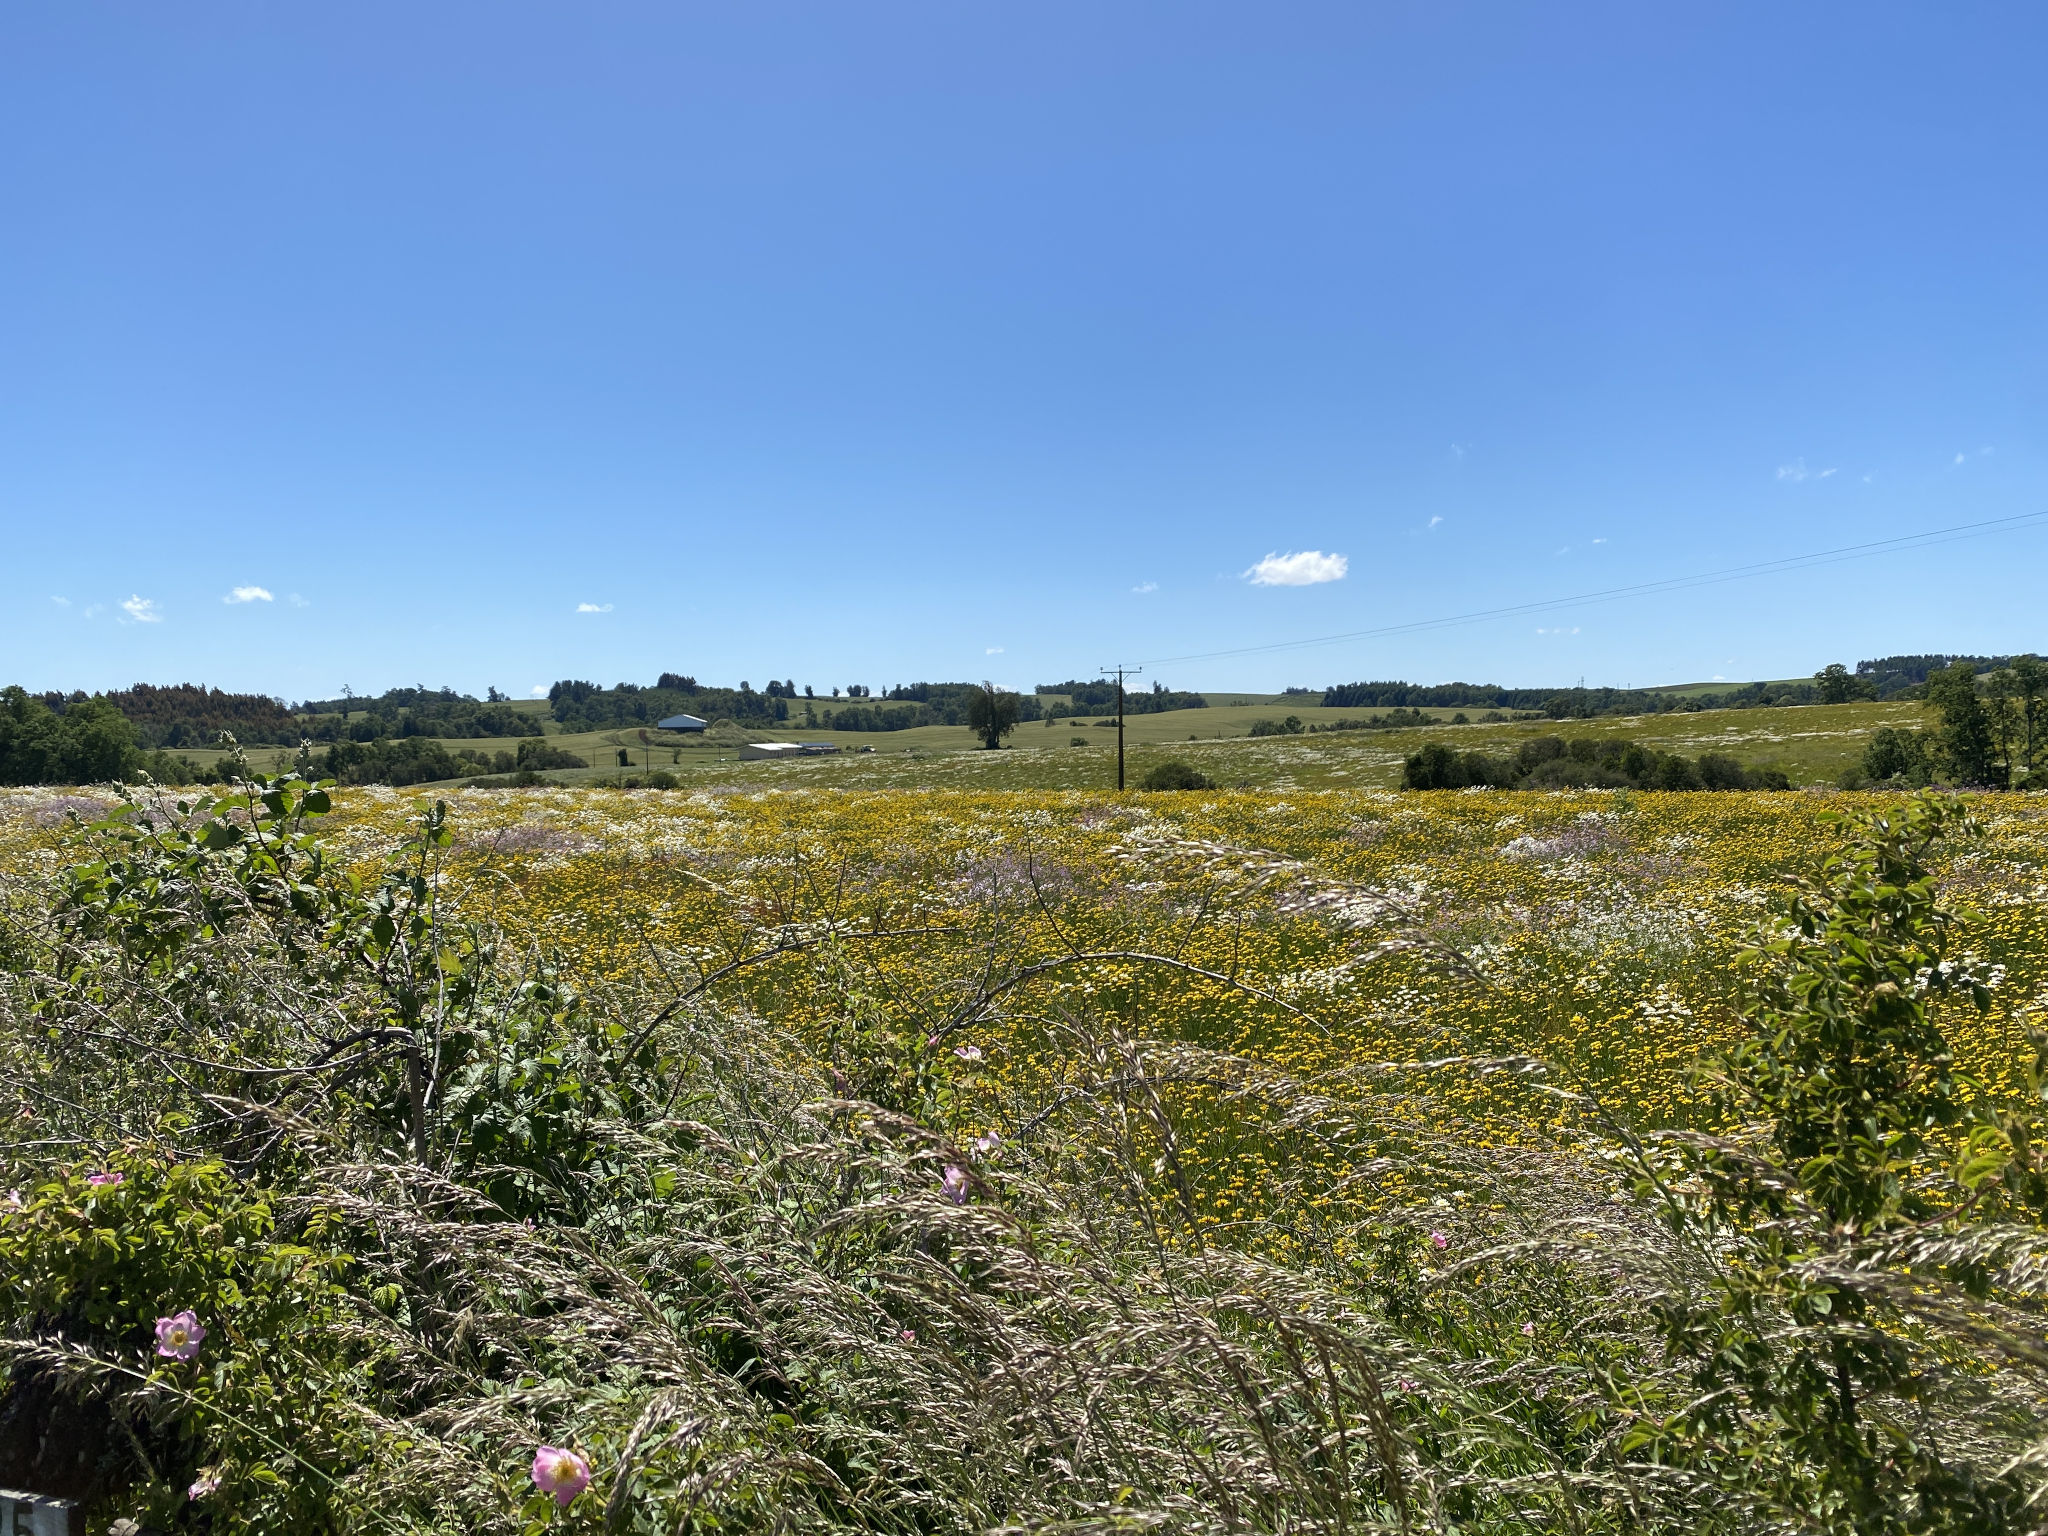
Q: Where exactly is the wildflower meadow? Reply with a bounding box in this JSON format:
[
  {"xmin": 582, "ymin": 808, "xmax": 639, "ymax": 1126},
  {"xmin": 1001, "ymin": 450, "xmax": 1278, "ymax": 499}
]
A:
[{"xmin": 2, "ymin": 778, "xmax": 2048, "ymax": 1533}]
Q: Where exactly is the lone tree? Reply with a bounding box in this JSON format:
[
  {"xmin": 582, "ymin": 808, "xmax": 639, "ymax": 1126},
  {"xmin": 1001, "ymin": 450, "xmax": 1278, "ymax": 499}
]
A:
[
  {"xmin": 1814, "ymin": 662, "xmax": 1873, "ymax": 704},
  {"xmin": 965, "ymin": 681, "xmax": 1020, "ymax": 750}
]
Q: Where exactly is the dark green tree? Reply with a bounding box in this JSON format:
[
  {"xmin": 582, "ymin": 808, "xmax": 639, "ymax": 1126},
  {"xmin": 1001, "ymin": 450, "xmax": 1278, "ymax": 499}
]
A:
[
  {"xmin": 1813, "ymin": 662, "xmax": 1873, "ymax": 704},
  {"xmin": 1923, "ymin": 661, "xmax": 2001, "ymax": 785},
  {"xmin": 1861, "ymin": 726, "xmax": 1930, "ymax": 785},
  {"xmin": 964, "ymin": 681, "xmax": 1019, "ymax": 749},
  {"xmin": 1988, "ymin": 656, "xmax": 2046, "ymax": 785},
  {"xmin": 0, "ymin": 687, "xmax": 140, "ymax": 785}
]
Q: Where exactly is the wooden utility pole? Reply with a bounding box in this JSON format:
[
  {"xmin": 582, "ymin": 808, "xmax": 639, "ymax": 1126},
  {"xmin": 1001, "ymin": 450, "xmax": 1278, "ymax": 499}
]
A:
[{"xmin": 1100, "ymin": 665, "xmax": 1142, "ymax": 790}]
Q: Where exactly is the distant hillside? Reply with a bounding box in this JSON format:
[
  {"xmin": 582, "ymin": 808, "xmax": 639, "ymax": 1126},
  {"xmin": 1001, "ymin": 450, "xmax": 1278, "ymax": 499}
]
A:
[
  {"xmin": 1317, "ymin": 678, "xmax": 1815, "ymax": 717},
  {"xmin": 548, "ymin": 677, "xmax": 1048, "ymax": 733},
  {"xmin": 296, "ymin": 686, "xmax": 541, "ymax": 740},
  {"xmin": 1323, "ymin": 652, "xmax": 2040, "ymax": 718},
  {"xmin": 1035, "ymin": 680, "xmax": 1206, "ymax": 717}
]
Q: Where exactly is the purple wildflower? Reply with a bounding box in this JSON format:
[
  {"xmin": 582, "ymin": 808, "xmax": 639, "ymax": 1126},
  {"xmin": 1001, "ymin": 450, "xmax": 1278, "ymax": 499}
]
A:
[
  {"xmin": 531, "ymin": 1446, "xmax": 591, "ymax": 1509},
  {"xmin": 898, "ymin": 1328, "xmax": 916, "ymax": 1343},
  {"xmin": 940, "ymin": 1165, "xmax": 969, "ymax": 1205},
  {"xmin": 187, "ymin": 1474, "xmax": 221, "ymax": 1500},
  {"xmin": 953, "ymin": 1044, "xmax": 983, "ymax": 1062},
  {"xmin": 1428, "ymin": 1230, "xmax": 1449, "ymax": 1250},
  {"xmin": 88, "ymin": 1171, "xmax": 123, "ymax": 1188},
  {"xmin": 155, "ymin": 1310, "xmax": 206, "ymax": 1361}
]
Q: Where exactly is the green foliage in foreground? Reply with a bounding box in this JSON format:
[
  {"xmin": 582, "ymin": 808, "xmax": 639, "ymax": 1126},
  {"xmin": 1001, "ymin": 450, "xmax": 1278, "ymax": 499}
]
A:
[
  {"xmin": 1637, "ymin": 796, "xmax": 2042, "ymax": 1532},
  {"xmin": 2, "ymin": 782, "xmax": 2047, "ymax": 1532},
  {"xmin": 1403, "ymin": 733, "xmax": 1791, "ymax": 791}
]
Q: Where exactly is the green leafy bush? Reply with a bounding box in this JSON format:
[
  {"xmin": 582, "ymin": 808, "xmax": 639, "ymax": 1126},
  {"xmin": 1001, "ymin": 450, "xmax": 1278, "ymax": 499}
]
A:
[
  {"xmin": 0, "ymin": 1158, "xmax": 370, "ymax": 1532},
  {"xmin": 1140, "ymin": 759, "xmax": 1213, "ymax": 791}
]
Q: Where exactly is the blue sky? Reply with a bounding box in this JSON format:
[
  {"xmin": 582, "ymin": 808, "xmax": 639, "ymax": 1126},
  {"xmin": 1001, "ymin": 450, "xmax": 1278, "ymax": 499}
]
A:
[{"xmin": 4, "ymin": 2, "xmax": 2044, "ymax": 701}]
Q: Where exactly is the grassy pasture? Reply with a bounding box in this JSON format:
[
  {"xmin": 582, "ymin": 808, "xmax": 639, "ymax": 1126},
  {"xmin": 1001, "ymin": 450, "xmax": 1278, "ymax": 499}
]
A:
[{"xmin": 172, "ymin": 698, "xmax": 1920, "ymax": 793}]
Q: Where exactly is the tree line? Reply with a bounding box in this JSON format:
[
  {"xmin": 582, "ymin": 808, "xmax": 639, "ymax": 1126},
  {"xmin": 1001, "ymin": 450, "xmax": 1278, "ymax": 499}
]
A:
[
  {"xmin": 1850, "ymin": 657, "xmax": 2047, "ymax": 788},
  {"xmin": 1034, "ymin": 680, "xmax": 1207, "ymax": 717},
  {"xmin": 551, "ymin": 677, "xmax": 1050, "ymax": 734},
  {"xmin": 297, "ymin": 685, "xmax": 543, "ymax": 741},
  {"xmin": 1327, "ymin": 652, "xmax": 2037, "ymax": 719},
  {"xmin": 309, "ymin": 735, "xmax": 588, "ymax": 788}
]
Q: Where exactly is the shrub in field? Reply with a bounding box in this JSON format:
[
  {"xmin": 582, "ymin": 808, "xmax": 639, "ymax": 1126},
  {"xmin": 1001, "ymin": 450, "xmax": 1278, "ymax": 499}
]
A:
[
  {"xmin": 1857, "ymin": 724, "xmax": 1935, "ymax": 787},
  {"xmin": 1141, "ymin": 759, "xmax": 1213, "ymax": 791}
]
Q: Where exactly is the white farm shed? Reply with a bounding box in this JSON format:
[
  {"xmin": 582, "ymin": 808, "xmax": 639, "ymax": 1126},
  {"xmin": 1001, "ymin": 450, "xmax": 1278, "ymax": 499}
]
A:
[{"xmin": 740, "ymin": 742, "xmax": 840, "ymax": 761}]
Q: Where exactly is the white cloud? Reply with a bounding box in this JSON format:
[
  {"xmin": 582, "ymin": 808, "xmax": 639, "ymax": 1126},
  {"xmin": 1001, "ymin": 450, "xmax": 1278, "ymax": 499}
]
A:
[
  {"xmin": 83, "ymin": 603, "xmax": 106, "ymax": 620},
  {"xmin": 223, "ymin": 585, "xmax": 273, "ymax": 605},
  {"xmin": 1535, "ymin": 626, "xmax": 1581, "ymax": 636},
  {"xmin": 1426, "ymin": 516, "xmax": 1443, "ymax": 530},
  {"xmin": 1131, "ymin": 580, "xmax": 1158, "ymax": 594},
  {"xmin": 120, "ymin": 595, "xmax": 162, "ymax": 623},
  {"xmin": 1244, "ymin": 550, "xmax": 1347, "ymax": 587},
  {"xmin": 576, "ymin": 602, "xmax": 614, "ymax": 613},
  {"xmin": 1777, "ymin": 458, "xmax": 1837, "ymax": 483},
  {"xmin": 50, "ymin": 595, "xmax": 69, "ymax": 607},
  {"xmin": 288, "ymin": 593, "xmax": 310, "ymax": 607},
  {"xmin": 985, "ymin": 646, "xmax": 1005, "ymax": 655},
  {"xmin": 529, "ymin": 684, "xmax": 548, "ymax": 698},
  {"xmin": 1591, "ymin": 537, "xmax": 1607, "ymax": 544},
  {"xmin": 1954, "ymin": 452, "xmax": 1966, "ymax": 465}
]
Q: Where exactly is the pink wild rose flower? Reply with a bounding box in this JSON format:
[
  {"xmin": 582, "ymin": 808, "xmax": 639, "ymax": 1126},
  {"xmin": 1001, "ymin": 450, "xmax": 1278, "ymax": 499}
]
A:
[
  {"xmin": 532, "ymin": 1446, "xmax": 591, "ymax": 1508},
  {"xmin": 88, "ymin": 1171, "xmax": 123, "ymax": 1188},
  {"xmin": 155, "ymin": 1311, "xmax": 206, "ymax": 1360}
]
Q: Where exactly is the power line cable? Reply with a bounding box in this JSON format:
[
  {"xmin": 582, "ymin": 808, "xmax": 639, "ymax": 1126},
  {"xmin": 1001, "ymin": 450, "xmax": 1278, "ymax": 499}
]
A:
[{"xmin": 1142, "ymin": 509, "xmax": 2048, "ymax": 667}]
